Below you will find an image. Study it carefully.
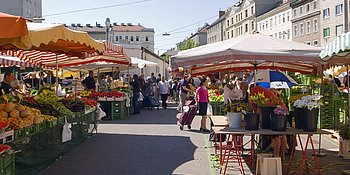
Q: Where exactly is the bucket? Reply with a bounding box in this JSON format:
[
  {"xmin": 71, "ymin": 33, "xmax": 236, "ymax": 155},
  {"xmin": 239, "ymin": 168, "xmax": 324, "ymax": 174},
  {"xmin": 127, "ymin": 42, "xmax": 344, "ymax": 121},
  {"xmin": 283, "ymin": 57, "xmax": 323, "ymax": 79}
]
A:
[{"xmin": 227, "ymin": 112, "xmax": 242, "ymax": 129}]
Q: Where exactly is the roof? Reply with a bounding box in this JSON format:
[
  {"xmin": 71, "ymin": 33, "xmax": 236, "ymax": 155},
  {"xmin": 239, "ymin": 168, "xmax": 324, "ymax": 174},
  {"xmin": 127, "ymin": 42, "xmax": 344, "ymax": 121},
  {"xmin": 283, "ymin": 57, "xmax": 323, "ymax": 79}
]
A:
[
  {"xmin": 67, "ymin": 26, "xmax": 106, "ymax": 33},
  {"xmin": 112, "ymin": 24, "xmax": 154, "ymax": 32},
  {"xmin": 208, "ymin": 11, "xmax": 228, "ymax": 29},
  {"xmin": 189, "ymin": 23, "xmax": 209, "ymax": 39}
]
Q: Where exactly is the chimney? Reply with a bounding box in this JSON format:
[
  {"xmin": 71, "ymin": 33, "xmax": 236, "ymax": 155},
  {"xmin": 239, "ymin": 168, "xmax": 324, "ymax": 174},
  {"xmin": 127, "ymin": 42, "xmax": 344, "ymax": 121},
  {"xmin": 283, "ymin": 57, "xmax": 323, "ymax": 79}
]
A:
[
  {"xmin": 77, "ymin": 23, "xmax": 82, "ymax": 27},
  {"xmin": 127, "ymin": 23, "xmax": 132, "ymax": 26},
  {"xmin": 113, "ymin": 22, "xmax": 118, "ymax": 26},
  {"xmin": 121, "ymin": 23, "xmax": 125, "ymax": 26},
  {"xmin": 138, "ymin": 23, "xmax": 141, "ymax": 26},
  {"xmin": 219, "ymin": 11, "xmax": 225, "ymax": 17},
  {"xmin": 86, "ymin": 24, "xmax": 91, "ymax": 27},
  {"xmin": 63, "ymin": 23, "xmax": 67, "ymax": 27},
  {"xmin": 96, "ymin": 23, "xmax": 101, "ymax": 27},
  {"xmin": 71, "ymin": 23, "xmax": 76, "ymax": 27}
]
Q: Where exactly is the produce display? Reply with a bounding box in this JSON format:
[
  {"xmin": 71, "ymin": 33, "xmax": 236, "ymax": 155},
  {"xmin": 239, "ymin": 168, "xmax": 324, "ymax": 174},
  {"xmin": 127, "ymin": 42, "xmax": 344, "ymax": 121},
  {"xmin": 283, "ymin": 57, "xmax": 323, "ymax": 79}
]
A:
[
  {"xmin": 81, "ymin": 98, "xmax": 97, "ymax": 108},
  {"xmin": 89, "ymin": 91, "xmax": 126, "ymax": 98},
  {"xmin": 59, "ymin": 98, "xmax": 85, "ymax": 112},
  {"xmin": 209, "ymin": 89, "xmax": 224, "ymax": 103},
  {"xmin": 35, "ymin": 89, "xmax": 74, "ymax": 117},
  {"xmin": 113, "ymin": 87, "xmax": 132, "ymax": 94},
  {"xmin": 79, "ymin": 90, "xmax": 92, "ymax": 97}
]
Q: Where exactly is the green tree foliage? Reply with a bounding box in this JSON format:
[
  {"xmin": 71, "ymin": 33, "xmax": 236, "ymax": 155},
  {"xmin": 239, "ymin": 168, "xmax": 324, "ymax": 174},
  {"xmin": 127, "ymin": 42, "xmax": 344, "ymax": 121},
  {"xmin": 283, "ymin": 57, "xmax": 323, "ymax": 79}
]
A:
[
  {"xmin": 178, "ymin": 39, "xmax": 199, "ymax": 51},
  {"xmin": 161, "ymin": 53, "xmax": 170, "ymax": 63}
]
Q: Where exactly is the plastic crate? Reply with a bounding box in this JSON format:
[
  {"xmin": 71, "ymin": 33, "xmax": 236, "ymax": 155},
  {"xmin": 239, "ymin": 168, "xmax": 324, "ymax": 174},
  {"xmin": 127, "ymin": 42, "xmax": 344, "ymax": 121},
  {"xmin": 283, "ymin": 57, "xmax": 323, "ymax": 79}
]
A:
[
  {"xmin": 14, "ymin": 128, "xmax": 27, "ymax": 140},
  {"xmin": 0, "ymin": 151, "xmax": 14, "ymax": 170},
  {"xmin": 36, "ymin": 122, "xmax": 47, "ymax": 133},
  {"xmin": 2, "ymin": 163, "xmax": 15, "ymax": 175},
  {"xmin": 26, "ymin": 125, "xmax": 37, "ymax": 136},
  {"xmin": 0, "ymin": 130, "xmax": 14, "ymax": 144},
  {"xmin": 46, "ymin": 119, "xmax": 58, "ymax": 128}
]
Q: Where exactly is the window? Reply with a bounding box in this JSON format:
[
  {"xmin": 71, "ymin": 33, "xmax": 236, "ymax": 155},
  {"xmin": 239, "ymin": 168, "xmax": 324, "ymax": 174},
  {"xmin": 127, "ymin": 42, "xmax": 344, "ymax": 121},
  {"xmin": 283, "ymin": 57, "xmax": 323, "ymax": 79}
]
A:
[
  {"xmin": 313, "ymin": 19, "xmax": 318, "ymax": 32},
  {"xmin": 279, "ymin": 14, "xmax": 281, "ymax": 24},
  {"xmin": 336, "ymin": 4, "xmax": 343, "ymax": 15},
  {"xmin": 323, "ymin": 8, "xmax": 330, "ymax": 19},
  {"xmin": 300, "ymin": 23, "xmax": 304, "ymax": 35},
  {"xmin": 275, "ymin": 33, "xmax": 277, "ymax": 37},
  {"xmin": 251, "ymin": 6, "xmax": 254, "ymax": 14},
  {"xmin": 313, "ymin": 40, "xmax": 318, "ymax": 46},
  {"xmin": 287, "ymin": 12, "xmax": 290, "ymax": 21},
  {"xmin": 227, "ymin": 32, "xmax": 230, "ymax": 39},
  {"xmin": 231, "ymin": 17, "xmax": 234, "ymax": 24},
  {"xmin": 323, "ymin": 28, "xmax": 330, "ymax": 38},
  {"xmin": 336, "ymin": 25, "xmax": 343, "ymax": 36},
  {"xmin": 115, "ymin": 36, "xmax": 119, "ymax": 41},
  {"xmin": 306, "ymin": 21, "xmax": 311, "ymax": 34},
  {"xmin": 287, "ymin": 29, "xmax": 290, "ymax": 40},
  {"xmin": 119, "ymin": 36, "xmax": 122, "ymax": 39},
  {"xmin": 306, "ymin": 4, "xmax": 310, "ymax": 13},
  {"xmin": 262, "ymin": 22, "xmax": 265, "ymax": 30},
  {"xmin": 124, "ymin": 36, "xmax": 128, "ymax": 40},
  {"xmin": 245, "ymin": 10, "xmax": 248, "ymax": 18},
  {"xmin": 231, "ymin": 30, "xmax": 234, "ymax": 38},
  {"xmin": 130, "ymin": 36, "xmax": 134, "ymax": 41},
  {"xmin": 146, "ymin": 36, "xmax": 149, "ymax": 41},
  {"xmin": 136, "ymin": 36, "xmax": 139, "ymax": 41},
  {"xmin": 300, "ymin": 6, "xmax": 303, "ymax": 15},
  {"xmin": 283, "ymin": 13, "xmax": 285, "ymax": 23},
  {"xmin": 245, "ymin": 23, "xmax": 248, "ymax": 32},
  {"xmin": 293, "ymin": 9, "xmax": 297, "ymax": 17},
  {"xmin": 259, "ymin": 23, "xmax": 261, "ymax": 31},
  {"xmin": 227, "ymin": 20, "xmax": 229, "ymax": 27},
  {"xmin": 282, "ymin": 32, "xmax": 286, "ymax": 39},
  {"xmin": 314, "ymin": 1, "xmax": 317, "ymax": 11},
  {"xmin": 306, "ymin": 41, "xmax": 311, "ymax": 45},
  {"xmin": 266, "ymin": 20, "xmax": 268, "ymax": 29},
  {"xmin": 279, "ymin": 32, "xmax": 282, "ymax": 39},
  {"xmin": 251, "ymin": 21, "xmax": 255, "ymax": 30},
  {"xmin": 274, "ymin": 16, "xmax": 277, "ymax": 25},
  {"xmin": 270, "ymin": 18, "xmax": 273, "ymax": 27},
  {"xmin": 294, "ymin": 25, "xmax": 298, "ymax": 37}
]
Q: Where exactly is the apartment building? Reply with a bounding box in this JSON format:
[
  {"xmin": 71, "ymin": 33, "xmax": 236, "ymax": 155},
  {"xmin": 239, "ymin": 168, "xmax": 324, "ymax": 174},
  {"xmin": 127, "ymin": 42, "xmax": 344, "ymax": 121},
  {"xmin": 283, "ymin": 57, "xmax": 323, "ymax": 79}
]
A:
[
  {"xmin": 189, "ymin": 24, "xmax": 209, "ymax": 46},
  {"xmin": 291, "ymin": 0, "xmax": 321, "ymax": 46},
  {"xmin": 207, "ymin": 11, "xmax": 228, "ymax": 44},
  {"xmin": 0, "ymin": 0, "xmax": 42, "ymax": 19},
  {"xmin": 320, "ymin": 0, "xmax": 345, "ymax": 47},
  {"xmin": 112, "ymin": 23, "xmax": 155, "ymax": 52},
  {"xmin": 257, "ymin": 0, "xmax": 292, "ymax": 40},
  {"xmin": 66, "ymin": 23, "xmax": 107, "ymax": 41},
  {"xmin": 225, "ymin": 0, "xmax": 282, "ymax": 39}
]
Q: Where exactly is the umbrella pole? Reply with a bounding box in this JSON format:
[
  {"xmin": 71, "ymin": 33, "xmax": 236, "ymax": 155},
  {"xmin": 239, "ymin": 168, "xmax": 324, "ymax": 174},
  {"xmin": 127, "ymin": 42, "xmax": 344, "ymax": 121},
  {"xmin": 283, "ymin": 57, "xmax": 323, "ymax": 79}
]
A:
[{"xmin": 318, "ymin": 65, "xmax": 325, "ymax": 156}]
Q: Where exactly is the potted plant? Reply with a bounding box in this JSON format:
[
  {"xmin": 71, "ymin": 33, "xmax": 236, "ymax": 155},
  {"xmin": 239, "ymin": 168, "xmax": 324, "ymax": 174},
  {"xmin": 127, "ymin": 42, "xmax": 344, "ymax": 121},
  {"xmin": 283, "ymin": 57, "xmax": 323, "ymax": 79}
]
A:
[
  {"xmin": 293, "ymin": 95, "xmax": 322, "ymax": 132},
  {"xmin": 243, "ymin": 105, "xmax": 260, "ymax": 130},
  {"xmin": 290, "ymin": 94, "xmax": 308, "ymax": 129},
  {"xmin": 250, "ymin": 92, "xmax": 275, "ymax": 129},
  {"xmin": 270, "ymin": 106, "xmax": 288, "ymax": 131},
  {"xmin": 336, "ymin": 124, "xmax": 350, "ymax": 159},
  {"xmin": 222, "ymin": 101, "xmax": 245, "ymax": 129}
]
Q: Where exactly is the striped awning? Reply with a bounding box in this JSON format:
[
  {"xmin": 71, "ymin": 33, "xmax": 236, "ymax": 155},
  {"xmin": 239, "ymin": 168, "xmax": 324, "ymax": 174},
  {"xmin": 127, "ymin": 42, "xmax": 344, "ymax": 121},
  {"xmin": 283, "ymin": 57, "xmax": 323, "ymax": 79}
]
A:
[
  {"xmin": 0, "ymin": 55, "xmax": 35, "ymax": 67},
  {"xmin": 319, "ymin": 32, "xmax": 350, "ymax": 64}
]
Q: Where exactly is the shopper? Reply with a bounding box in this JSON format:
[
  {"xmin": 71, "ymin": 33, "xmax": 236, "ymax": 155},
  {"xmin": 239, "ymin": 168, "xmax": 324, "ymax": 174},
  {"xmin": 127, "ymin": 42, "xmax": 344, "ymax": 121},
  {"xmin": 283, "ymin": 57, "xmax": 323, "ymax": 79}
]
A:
[
  {"xmin": 0, "ymin": 72, "xmax": 15, "ymax": 95},
  {"xmin": 82, "ymin": 70, "xmax": 96, "ymax": 90},
  {"xmin": 158, "ymin": 76, "xmax": 170, "ymax": 109},
  {"xmin": 196, "ymin": 79, "xmax": 209, "ymax": 132},
  {"xmin": 150, "ymin": 72, "xmax": 157, "ymax": 84},
  {"xmin": 156, "ymin": 73, "xmax": 161, "ymax": 84},
  {"xmin": 178, "ymin": 74, "xmax": 193, "ymax": 112},
  {"xmin": 223, "ymin": 82, "xmax": 234, "ymax": 104},
  {"xmin": 168, "ymin": 76, "xmax": 174, "ymax": 102},
  {"xmin": 130, "ymin": 74, "xmax": 141, "ymax": 114}
]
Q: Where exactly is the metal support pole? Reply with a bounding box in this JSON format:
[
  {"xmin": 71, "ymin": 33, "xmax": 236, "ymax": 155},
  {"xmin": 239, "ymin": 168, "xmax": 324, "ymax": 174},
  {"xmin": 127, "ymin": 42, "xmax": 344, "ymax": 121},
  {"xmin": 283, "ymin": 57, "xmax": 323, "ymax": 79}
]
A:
[
  {"xmin": 347, "ymin": 65, "xmax": 350, "ymax": 126},
  {"xmin": 56, "ymin": 55, "xmax": 59, "ymax": 94},
  {"xmin": 253, "ymin": 63, "xmax": 257, "ymax": 86},
  {"xmin": 317, "ymin": 65, "xmax": 325, "ymax": 156}
]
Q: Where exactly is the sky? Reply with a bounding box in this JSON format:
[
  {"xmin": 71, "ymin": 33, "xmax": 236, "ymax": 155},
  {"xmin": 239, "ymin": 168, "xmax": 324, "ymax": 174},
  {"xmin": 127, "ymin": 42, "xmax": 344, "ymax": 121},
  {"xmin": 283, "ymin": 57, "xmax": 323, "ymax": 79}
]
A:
[{"xmin": 42, "ymin": 0, "xmax": 237, "ymax": 54}]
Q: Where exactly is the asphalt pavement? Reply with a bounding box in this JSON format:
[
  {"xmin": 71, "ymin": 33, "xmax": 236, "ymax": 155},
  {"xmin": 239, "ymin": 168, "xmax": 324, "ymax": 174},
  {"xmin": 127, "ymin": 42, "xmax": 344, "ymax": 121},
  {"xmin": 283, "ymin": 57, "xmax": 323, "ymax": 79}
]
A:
[{"xmin": 39, "ymin": 103, "xmax": 213, "ymax": 175}]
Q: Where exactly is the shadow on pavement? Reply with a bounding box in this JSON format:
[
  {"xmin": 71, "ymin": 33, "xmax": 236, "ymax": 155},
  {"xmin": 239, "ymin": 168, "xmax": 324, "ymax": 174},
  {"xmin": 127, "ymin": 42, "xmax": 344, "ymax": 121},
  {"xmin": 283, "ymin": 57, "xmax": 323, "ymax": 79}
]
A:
[{"xmin": 39, "ymin": 133, "xmax": 197, "ymax": 175}]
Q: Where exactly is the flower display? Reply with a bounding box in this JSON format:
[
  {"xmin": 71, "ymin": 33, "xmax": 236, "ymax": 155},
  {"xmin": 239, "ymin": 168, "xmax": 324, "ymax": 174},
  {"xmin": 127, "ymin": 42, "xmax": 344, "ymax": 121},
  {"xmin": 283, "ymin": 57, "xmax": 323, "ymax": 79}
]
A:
[
  {"xmin": 293, "ymin": 95, "xmax": 323, "ymax": 110},
  {"xmin": 289, "ymin": 94, "xmax": 307, "ymax": 104},
  {"xmin": 250, "ymin": 92, "xmax": 270, "ymax": 107},
  {"xmin": 222, "ymin": 101, "xmax": 246, "ymax": 113},
  {"xmin": 273, "ymin": 106, "xmax": 289, "ymax": 116},
  {"xmin": 208, "ymin": 89, "xmax": 224, "ymax": 103}
]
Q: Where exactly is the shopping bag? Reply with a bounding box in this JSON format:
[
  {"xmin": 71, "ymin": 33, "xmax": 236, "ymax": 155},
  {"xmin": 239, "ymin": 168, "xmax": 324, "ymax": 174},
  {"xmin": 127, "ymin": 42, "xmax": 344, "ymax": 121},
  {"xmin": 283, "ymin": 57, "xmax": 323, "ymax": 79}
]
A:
[
  {"xmin": 62, "ymin": 117, "xmax": 72, "ymax": 143},
  {"xmin": 98, "ymin": 104, "xmax": 106, "ymax": 120},
  {"xmin": 207, "ymin": 103, "xmax": 213, "ymax": 116}
]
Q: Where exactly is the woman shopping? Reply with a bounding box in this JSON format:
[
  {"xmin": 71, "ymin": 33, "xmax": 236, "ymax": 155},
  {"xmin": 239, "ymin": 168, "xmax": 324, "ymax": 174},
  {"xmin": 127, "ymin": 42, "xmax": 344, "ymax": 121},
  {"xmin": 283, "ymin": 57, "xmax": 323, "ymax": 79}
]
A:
[{"xmin": 196, "ymin": 79, "xmax": 210, "ymax": 132}]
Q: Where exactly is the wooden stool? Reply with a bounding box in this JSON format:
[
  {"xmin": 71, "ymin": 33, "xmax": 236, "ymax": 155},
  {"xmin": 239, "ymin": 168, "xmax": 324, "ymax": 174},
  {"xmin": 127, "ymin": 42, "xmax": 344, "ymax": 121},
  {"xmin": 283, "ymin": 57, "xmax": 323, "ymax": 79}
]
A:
[{"xmin": 256, "ymin": 154, "xmax": 282, "ymax": 175}]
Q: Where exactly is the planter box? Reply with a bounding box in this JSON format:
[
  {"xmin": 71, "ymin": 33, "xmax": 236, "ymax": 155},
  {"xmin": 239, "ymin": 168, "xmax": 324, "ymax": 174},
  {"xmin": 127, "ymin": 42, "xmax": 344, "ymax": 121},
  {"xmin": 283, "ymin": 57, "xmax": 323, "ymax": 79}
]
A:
[{"xmin": 339, "ymin": 138, "xmax": 350, "ymax": 159}]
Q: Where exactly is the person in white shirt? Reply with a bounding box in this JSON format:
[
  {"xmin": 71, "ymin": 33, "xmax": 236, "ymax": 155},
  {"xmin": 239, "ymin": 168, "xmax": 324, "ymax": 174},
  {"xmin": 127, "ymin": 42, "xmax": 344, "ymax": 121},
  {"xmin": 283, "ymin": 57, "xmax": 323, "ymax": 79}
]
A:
[
  {"xmin": 223, "ymin": 82, "xmax": 234, "ymax": 104},
  {"xmin": 158, "ymin": 76, "xmax": 170, "ymax": 109},
  {"xmin": 233, "ymin": 81, "xmax": 243, "ymax": 100}
]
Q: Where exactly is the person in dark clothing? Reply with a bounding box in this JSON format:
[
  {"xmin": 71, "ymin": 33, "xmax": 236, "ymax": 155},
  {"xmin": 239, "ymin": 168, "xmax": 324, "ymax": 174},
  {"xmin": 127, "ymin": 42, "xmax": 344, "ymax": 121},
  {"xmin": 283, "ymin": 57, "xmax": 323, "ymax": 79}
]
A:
[
  {"xmin": 150, "ymin": 73, "xmax": 157, "ymax": 84},
  {"xmin": 329, "ymin": 75, "xmax": 341, "ymax": 87},
  {"xmin": 0, "ymin": 72, "xmax": 15, "ymax": 95},
  {"xmin": 82, "ymin": 70, "xmax": 96, "ymax": 90},
  {"xmin": 130, "ymin": 74, "xmax": 141, "ymax": 114},
  {"xmin": 156, "ymin": 73, "xmax": 161, "ymax": 84},
  {"xmin": 45, "ymin": 72, "xmax": 56, "ymax": 85}
]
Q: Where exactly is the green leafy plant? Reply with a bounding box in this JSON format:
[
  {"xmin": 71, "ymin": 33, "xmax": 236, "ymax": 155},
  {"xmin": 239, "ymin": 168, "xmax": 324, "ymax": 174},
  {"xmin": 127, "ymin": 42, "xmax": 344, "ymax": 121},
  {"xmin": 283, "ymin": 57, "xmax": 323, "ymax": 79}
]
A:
[
  {"xmin": 336, "ymin": 124, "xmax": 350, "ymax": 140},
  {"xmin": 222, "ymin": 101, "xmax": 246, "ymax": 113}
]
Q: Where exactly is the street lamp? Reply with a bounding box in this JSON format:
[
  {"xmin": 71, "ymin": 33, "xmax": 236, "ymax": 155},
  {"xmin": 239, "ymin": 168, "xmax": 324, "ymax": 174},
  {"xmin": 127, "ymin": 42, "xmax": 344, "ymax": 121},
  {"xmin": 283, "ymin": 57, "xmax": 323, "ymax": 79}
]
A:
[
  {"xmin": 105, "ymin": 18, "xmax": 111, "ymax": 42},
  {"xmin": 162, "ymin": 33, "xmax": 170, "ymax": 36}
]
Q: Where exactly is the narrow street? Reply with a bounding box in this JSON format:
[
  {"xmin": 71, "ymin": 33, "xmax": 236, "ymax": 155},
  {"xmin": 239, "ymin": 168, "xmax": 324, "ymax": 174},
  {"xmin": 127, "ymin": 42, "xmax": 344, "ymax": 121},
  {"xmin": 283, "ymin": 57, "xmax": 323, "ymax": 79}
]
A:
[{"xmin": 39, "ymin": 103, "xmax": 213, "ymax": 175}]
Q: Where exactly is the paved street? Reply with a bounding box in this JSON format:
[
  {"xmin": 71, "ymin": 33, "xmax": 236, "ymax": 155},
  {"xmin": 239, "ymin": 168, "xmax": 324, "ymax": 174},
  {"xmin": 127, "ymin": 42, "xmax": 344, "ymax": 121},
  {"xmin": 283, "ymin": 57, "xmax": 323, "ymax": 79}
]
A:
[{"xmin": 39, "ymin": 103, "xmax": 213, "ymax": 175}]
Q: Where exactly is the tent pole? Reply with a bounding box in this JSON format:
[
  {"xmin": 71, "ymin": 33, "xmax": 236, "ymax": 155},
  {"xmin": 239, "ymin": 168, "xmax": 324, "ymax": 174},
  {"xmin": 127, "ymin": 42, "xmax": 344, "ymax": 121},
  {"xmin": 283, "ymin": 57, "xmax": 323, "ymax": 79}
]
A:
[
  {"xmin": 253, "ymin": 63, "xmax": 257, "ymax": 86},
  {"xmin": 55, "ymin": 55, "xmax": 59, "ymax": 94},
  {"xmin": 318, "ymin": 65, "xmax": 324, "ymax": 156}
]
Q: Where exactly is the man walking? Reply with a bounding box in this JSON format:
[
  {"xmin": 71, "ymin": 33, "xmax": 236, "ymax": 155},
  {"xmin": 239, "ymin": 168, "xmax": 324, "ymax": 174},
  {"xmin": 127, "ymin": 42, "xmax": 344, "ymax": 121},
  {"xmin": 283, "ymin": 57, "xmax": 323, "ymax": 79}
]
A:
[
  {"xmin": 130, "ymin": 74, "xmax": 141, "ymax": 114},
  {"xmin": 158, "ymin": 76, "xmax": 170, "ymax": 109}
]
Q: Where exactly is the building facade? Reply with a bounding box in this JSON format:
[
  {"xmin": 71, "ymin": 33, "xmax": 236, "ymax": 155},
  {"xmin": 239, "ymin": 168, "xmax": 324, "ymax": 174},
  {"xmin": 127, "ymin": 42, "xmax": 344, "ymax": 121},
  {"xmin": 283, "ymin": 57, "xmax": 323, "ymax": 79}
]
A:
[
  {"xmin": 207, "ymin": 11, "xmax": 228, "ymax": 44},
  {"xmin": 66, "ymin": 23, "xmax": 107, "ymax": 41},
  {"xmin": 225, "ymin": 0, "xmax": 282, "ymax": 39},
  {"xmin": 112, "ymin": 23, "xmax": 155, "ymax": 52},
  {"xmin": 0, "ymin": 0, "xmax": 42, "ymax": 19},
  {"xmin": 319, "ymin": 0, "xmax": 345, "ymax": 47},
  {"xmin": 189, "ymin": 24, "xmax": 209, "ymax": 46},
  {"xmin": 291, "ymin": 0, "xmax": 321, "ymax": 46},
  {"xmin": 257, "ymin": 0, "xmax": 292, "ymax": 40}
]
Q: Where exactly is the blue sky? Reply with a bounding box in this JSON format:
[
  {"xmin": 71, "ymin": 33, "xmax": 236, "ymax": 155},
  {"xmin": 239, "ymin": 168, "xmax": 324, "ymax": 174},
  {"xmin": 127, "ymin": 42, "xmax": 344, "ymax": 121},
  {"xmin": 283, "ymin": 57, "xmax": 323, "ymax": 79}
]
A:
[{"xmin": 42, "ymin": 0, "xmax": 237, "ymax": 54}]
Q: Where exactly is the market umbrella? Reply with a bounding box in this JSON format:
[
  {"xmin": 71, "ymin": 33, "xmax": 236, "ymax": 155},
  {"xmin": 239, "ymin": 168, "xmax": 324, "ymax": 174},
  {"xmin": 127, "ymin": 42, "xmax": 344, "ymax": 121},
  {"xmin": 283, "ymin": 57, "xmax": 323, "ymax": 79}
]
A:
[
  {"xmin": 0, "ymin": 12, "xmax": 28, "ymax": 38},
  {"xmin": 247, "ymin": 70, "xmax": 298, "ymax": 89}
]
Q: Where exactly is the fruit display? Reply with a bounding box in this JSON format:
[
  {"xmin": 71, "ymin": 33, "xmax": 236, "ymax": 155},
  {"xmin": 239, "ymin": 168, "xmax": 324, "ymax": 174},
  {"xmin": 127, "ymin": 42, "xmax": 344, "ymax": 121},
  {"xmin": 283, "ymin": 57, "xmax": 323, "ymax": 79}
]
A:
[
  {"xmin": 89, "ymin": 91, "xmax": 126, "ymax": 98},
  {"xmin": 81, "ymin": 98, "xmax": 97, "ymax": 108},
  {"xmin": 209, "ymin": 89, "xmax": 224, "ymax": 103},
  {"xmin": 59, "ymin": 98, "xmax": 85, "ymax": 112},
  {"xmin": 0, "ymin": 102, "xmax": 46, "ymax": 130},
  {"xmin": 79, "ymin": 90, "xmax": 92, "ymax": 97},
  {"xmin": 35, "ymin": 89, "xmax": 74, "ymax": 117},
  {"xmin": 113, "ymin": 87, "xmax": 132, "ymax": 94}
]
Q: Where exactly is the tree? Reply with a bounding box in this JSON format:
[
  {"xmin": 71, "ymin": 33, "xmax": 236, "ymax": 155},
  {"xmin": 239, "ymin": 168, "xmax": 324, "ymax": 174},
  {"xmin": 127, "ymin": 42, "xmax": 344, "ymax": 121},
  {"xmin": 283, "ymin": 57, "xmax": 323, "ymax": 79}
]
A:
[
  {"xmin": 178, "ymin": 39, "xmax": 199, "ymax": 51},
  {"xmin": 161, "ymin": 53, "xmax": 170, "ymax": 63}
]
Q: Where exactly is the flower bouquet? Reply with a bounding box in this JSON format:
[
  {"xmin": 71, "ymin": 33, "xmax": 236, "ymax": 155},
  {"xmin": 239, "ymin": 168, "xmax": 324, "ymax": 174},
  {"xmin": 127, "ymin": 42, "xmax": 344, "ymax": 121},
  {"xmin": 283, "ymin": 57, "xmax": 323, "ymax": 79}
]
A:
[
  {"xmin": 271, "ymin": 106, "xmax": 289, "ymax": 131},
  {"xmin": 293, "ymin": 95, "xmax": 322, "ymax": 132},
  {"xmin": 222, "ymin": 101, "xmax": 246, "ymax": 129}
]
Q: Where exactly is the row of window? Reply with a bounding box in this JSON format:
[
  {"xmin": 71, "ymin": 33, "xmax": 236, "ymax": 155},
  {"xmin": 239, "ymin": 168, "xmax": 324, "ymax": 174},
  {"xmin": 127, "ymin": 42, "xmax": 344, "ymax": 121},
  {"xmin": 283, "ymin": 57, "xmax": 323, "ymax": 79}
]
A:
[
  {"xmin": 270, "ymin": 30, "xmax": 291, "ymax": 40},
  {"xmin": 226, "ymin": 21, "xmax": 255, "ymax": 39},
  {"xmin": 115, "ymin": 35, "xmax": 149, "ymax": 42},
  {"xmin": 208, "ymin": 24, "xmax": 221, "ymax": 33},
  {"xmin": 259, "ymin": 11, "xmax": 290, "ymax": 31},
  {"xmin": 208, "ymin": 35, "xmax": 218, "ymax": 43},
  {"xmin": 293, "ymin": 19, "xmax": 318, "ymax": 37},
  {"xmin": 323, "ymin": 4, "xmax": 343, "ymax": 19},
  {"xmin": 323, "ymin": 25, "xmax": 343, "ymax": 38},
  {"xmin": 293, "ymin": 0, "xmax": 318, "ymax": 18},
  {"xmin": 25, "ymin": 7, "xmax": 37, "ymax": 16},
  {"xmin": 305, "ymin": 40, "xmax": 318, "ymax": 47},
  {"xmin": 227, "ymin": 6, "xmax": 255, "ymax": 28}
]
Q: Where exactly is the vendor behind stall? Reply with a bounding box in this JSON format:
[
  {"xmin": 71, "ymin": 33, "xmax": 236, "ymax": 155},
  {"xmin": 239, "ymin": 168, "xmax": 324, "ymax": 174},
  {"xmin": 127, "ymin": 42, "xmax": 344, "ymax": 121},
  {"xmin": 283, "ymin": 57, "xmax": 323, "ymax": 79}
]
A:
[
  {"xmin": 0, "ymin": 72, "xmax": 15, "ymax": 95},
  {"xmin": 82, "ymin": 70, "xmax": 96, "ymax": 90}
]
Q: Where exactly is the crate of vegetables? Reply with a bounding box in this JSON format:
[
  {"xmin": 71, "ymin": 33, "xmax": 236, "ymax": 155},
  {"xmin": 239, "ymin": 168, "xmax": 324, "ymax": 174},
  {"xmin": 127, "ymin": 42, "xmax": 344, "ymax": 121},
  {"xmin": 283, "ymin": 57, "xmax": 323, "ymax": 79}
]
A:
[{"xmin": 36, "ymin": 122, "xmax": 46, "ymax": 133}]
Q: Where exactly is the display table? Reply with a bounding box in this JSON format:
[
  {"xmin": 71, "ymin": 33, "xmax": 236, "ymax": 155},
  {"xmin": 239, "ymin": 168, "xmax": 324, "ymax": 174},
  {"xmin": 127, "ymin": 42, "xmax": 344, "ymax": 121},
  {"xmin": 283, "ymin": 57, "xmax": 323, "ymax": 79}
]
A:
[
  {"xmin": 98, "ymin": 97, "xmax": 129, "ymax": 120},
  {"xmin": 210, "ymin": 115, "xmax": 331, "ymax": 175}
]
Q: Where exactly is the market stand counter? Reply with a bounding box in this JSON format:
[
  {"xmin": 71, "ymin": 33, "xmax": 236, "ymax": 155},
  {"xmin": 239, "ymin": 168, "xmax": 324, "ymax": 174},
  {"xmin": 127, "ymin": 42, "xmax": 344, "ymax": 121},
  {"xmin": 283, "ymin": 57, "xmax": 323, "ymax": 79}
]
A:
[{"xmin": 98, "ymin": 97, "xmax": 129, "ymax": 120}]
